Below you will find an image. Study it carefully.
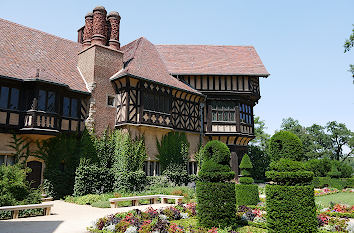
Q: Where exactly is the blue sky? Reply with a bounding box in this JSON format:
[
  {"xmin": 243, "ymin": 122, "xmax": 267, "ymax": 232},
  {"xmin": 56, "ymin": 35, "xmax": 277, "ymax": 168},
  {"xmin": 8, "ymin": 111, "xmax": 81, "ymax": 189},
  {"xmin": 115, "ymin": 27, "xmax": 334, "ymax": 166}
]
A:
[{"xmin": 1, "ymin": 0, "xmax": 353, "ymax": 134}]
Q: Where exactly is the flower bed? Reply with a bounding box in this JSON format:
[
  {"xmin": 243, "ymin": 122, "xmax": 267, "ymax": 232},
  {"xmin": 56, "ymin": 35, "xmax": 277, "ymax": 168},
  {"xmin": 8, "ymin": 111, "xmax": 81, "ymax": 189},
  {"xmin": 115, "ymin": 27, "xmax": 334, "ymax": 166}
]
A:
[{"xmin": 314, "ymin": 188, "xmax": 339, "ymax": 197}]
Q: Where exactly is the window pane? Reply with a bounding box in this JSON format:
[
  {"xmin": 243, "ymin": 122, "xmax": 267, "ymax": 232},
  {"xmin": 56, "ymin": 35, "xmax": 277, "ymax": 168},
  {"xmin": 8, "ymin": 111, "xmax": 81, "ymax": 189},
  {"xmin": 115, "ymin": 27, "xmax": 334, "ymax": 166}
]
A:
[
  {"xmin": 156, "ymin": 162, "xmax": 160, "ymax": 176},
  {"xmin": 6, "ymin": 156, "xmax": 15, "ymax": 165},
  {"xmin": 71, "ymin": 98, "xmax": 78, "ymax": 118},
  {"xmin": 149, "ymin": 162, "xmax": 154, "ymax": 176},
  {"xmin": 47, "ymin": 91, "xmax": 56, "ymax": 112},
  {"xmin": 9, "ymin": 88, "xmax": 19, "ymax": 110},
  {"xmin": 230, "ymin": 112, "xmax": 235, "ymax": 121},
  {"xmin": 223, "ymin": 112, "xmax": 229, "ymax": 121},
  {"xmin": 218, "ymin": 112, "xmax": 222, "ymax": 121},
  {"xmin": 63, "ymin": 97, "xmax": 70, "ymax": 117},
  {"xmin": 0, "ymin": 155, "xmax": 4, "ymax": 165},
  {"xmin": 38, "ymin": 90, "xmax": 46, "ymax": 111},
  {"xmin": 212, "ymin": 111, "xmax": 217, "ymax": 121},
  {"xmin": 0, "ymin": 86, "xmax": 9, "ymax": 108}
]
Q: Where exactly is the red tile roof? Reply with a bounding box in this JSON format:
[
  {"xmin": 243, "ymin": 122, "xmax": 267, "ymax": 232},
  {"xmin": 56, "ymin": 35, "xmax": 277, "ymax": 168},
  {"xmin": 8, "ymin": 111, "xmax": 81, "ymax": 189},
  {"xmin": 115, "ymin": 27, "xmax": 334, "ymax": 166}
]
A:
[
  {"xmin": 116, "ymin": 37, "xmax": 202, "ymax": 95},
  {"xmin": 155, "ymin": 45, "xmax": 269, "ymax": 76},
  {"xmin": 0, "ymin": 18, "xmax": 88, "ymax": 92}
]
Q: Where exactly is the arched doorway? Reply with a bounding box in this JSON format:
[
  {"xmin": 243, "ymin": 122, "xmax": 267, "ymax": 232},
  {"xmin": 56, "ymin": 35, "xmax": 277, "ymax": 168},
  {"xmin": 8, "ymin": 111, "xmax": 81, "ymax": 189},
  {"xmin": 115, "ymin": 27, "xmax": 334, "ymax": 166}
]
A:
[{"xmin": 26, "ymin": 161, "xmax": 42, "ymax": 188}]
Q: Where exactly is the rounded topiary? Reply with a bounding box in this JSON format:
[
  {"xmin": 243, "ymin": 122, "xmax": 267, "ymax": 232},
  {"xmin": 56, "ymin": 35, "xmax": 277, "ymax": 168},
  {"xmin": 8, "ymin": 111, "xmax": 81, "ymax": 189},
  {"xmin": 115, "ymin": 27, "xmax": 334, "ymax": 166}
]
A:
[
  {"xmin": 196, "ymin": 141, "xmax": 236, "ymax": 228},
  {"xmin": 201, "ymin": 140, "xmax": 231, "ymax": 165},
  {"xmin": 269, "ymin": 131, "xmax": 304, "ymax": 161}
]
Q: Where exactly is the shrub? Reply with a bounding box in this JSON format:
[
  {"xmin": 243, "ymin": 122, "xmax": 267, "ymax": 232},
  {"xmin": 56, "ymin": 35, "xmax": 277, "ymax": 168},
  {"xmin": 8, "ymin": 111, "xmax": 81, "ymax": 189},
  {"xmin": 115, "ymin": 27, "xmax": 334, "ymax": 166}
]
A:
[
  {"xmin": 236, "ymin": 184, "xmax": 259, "ymax": 206},
  {"xmin": 268, "ymin": 131, "xmax": 303, "ymax": 161},
  {"xmin": 196, "ymin": 140, "xmax": 236, "ymax": 228},
  {"xmin": 198, "ymin": 160, "xmax": 235, "ymax": 182},
  {"xmin": 196, "ymin": 181, "xmax": 236, "ymax": 228},
  {"xmin": 73, "ymin": 160, "xmax": 115, "ymax": 196},
  {"xmin": 91, "ymin": 200, "xmax": 110, "ymax": 208},
  {"xmin": 146, "ymin": 176, "xmax": 170, "ymax": 188},
  {"xmin": 312, "ymin": 177, "xmax": 354, "ymax": 189},
  {"xmin": 266, "ymin": 185, "xmax": 317, "ymax": 233},
  {"xmin": 116, "ymin": 170, "xmax": 147, "ymax": 192},
  {"xmin": 248, "ymin": 145, "xmax": 270, "ymax": 182},
  {"xmin": 327, "ymin": 165, "xmax": 341, "ymax": 178},
  {"xmin": 236, "ymin": 154, "xmax": 259, "ymax": 206},
  {"xmin": 304, "ymin": 158, "xmax": 332, "ymax": 177},
  {"xmin": 162, "ymin": 164, "xmax": 189, "ymax": 186},
  {"xmin": 200, "ymin": 140, "xmax": 231, "ymax": 165},
  {"xmin": 0, "ymin": 165, "xmax": 41, "ymax": 207}
]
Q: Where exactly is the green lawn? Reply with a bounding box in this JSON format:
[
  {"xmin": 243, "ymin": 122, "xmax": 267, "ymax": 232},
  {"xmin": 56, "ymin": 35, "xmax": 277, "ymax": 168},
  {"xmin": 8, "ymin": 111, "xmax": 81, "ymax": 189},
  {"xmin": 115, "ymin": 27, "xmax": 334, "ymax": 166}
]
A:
[{"xmin": 315, "ymin": 192, "xmax": 354, "ymax": 208}]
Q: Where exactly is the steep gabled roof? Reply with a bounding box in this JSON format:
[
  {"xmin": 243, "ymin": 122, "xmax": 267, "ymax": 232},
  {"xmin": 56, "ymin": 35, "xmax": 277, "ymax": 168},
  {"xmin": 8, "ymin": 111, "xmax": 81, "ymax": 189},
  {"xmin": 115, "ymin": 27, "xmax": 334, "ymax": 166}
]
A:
[
  {"xmin": 155, "ymin": 45, "xmax": 269, "ymax": 77},
  {"xmin": 115, "ymin": 37, "xmax": 201, "ymax": 95},
  {"xmin": 0, "ymin": 18, "xmax": 88, "ymax": 92}
]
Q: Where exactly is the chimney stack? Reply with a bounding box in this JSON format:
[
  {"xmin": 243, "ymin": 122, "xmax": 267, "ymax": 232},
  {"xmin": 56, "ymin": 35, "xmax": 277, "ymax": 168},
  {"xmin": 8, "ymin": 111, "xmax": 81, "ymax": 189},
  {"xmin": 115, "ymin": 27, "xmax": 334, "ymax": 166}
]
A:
[
  {"xmin": 91, "ymin": 6, "xmax": 107, "ymax": 46},
  {"xmin": 82, "ymin": 12, "xmax": 93, "ymax": 48},
  {"xmin": 107, "ymin": 11, "xmax": 121, "ymax": 50}
]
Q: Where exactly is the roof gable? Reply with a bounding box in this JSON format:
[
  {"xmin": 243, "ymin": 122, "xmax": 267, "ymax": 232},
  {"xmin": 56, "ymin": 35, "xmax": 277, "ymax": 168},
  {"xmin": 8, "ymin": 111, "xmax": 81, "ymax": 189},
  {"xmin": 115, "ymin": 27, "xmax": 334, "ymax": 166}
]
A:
[{"xmin": 118, "ymin": 37, "xmax": 201, "ymax": 95}]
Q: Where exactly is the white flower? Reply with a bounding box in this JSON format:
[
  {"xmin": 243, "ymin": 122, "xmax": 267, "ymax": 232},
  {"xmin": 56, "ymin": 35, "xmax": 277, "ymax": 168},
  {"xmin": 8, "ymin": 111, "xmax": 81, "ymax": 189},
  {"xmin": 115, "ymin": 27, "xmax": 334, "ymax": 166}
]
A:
[
  {"xmin": 181, "ymin": 212, "xmax": 189, "ymax": 219},
  {"xmin": 104, "ymin": 224, "xmax": 116, "ymax": 232},
  {"xmin": 158, "ymin": 214, "xmax": 168, "ymax": 220},
  {"xmin": 125, "ymin": 226, "xmax": 137, "ymax": 233}
]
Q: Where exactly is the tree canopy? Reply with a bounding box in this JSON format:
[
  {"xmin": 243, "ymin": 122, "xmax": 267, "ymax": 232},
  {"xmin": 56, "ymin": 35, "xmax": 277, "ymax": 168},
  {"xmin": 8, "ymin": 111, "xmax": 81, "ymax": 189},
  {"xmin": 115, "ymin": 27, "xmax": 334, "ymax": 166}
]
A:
[{"xmin": 344, "ymin": 24, "xmax": 354, "ymax": 83}]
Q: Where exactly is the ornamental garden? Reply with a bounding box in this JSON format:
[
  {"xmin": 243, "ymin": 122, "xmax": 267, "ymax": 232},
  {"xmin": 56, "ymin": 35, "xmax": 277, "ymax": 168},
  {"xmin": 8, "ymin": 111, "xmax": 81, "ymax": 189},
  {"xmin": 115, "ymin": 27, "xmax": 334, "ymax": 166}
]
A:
[{"xmin": 0, "ymin": 122, "xmax": 353, "ymax": 233}]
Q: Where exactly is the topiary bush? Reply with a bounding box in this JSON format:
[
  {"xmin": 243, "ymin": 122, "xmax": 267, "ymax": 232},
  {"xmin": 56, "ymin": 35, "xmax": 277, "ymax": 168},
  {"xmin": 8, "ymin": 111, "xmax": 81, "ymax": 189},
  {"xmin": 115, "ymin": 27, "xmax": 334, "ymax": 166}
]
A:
[
  {"xmin": 196, "ymin": 140, "xmax": 236, "ymax": 228},
  {"xmin": 268, "ymin": 131, "xmax": 304, "ymax": 161},
  {"xmin": 236, "ymin": 154, "xmax": 259, "ymax": 206},
  {"xmin": 200, "ymin": 140, "xmax": 231, "ymax": 165},
  {"xmin": 266, "ymin": 158, "xmax": 317, "ymax": 233}
]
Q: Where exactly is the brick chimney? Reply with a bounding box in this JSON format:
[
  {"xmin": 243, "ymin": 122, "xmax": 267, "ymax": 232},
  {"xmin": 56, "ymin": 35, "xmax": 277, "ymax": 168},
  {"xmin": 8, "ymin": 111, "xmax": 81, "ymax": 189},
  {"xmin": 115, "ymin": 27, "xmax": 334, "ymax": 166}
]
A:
[
  {"xmin": 77, "ymin": 6, "xmax": 124, "ymax": 134},
  {"xmin": 107, "ymin": 11, "xmax": 121, "ymax": 50},
  {"xmin": 82, "ymin": 12, "xmax": 93, "ymax": 48},
  {"xmin": 91, "ymin": 6, "xmax": 107, "ymax": 45}
]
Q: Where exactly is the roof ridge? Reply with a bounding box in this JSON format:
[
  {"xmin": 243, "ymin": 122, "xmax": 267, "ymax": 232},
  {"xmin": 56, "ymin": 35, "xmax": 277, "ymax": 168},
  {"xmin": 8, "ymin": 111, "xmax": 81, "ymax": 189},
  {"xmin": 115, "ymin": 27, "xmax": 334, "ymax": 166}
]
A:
[
  {"xmin": 0, "ymin": 17, "xmax": 80, "ymax": 45},
  {"xmin": 156, "ymin": 44, "xmax": 255, "ymax": 48}
]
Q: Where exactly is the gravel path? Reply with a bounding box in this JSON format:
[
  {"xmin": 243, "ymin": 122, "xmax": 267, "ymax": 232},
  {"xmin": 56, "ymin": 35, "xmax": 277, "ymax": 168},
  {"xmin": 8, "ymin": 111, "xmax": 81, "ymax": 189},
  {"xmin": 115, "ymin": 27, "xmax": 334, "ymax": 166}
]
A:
[{"xmin": 0, "ymin": 200, "xmax": 172, "ymax": 233}]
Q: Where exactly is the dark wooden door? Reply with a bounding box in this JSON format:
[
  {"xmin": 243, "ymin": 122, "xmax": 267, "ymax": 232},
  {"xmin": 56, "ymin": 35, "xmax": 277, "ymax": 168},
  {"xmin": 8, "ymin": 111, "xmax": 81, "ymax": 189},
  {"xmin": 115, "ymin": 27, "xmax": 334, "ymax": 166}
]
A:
[{"xmin": 26, "ymin": 161, "xmax": 42, "ymax": 188}]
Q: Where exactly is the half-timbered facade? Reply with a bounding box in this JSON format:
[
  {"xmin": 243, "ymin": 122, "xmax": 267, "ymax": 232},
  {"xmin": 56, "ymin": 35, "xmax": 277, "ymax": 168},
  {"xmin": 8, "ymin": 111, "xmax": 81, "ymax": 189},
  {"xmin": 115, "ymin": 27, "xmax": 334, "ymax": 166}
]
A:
[{"xmin": 0, "ymin": 6, "xmax": 269, "ymax": 183}]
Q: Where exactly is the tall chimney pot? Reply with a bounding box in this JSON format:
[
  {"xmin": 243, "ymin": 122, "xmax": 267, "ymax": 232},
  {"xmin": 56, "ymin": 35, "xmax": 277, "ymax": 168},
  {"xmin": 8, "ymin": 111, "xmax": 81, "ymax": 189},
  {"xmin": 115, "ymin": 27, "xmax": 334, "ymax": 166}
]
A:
[
  {"xmin": 107, "ymin": 11, "xmax": 121, "ymax": 50},
  {"xmin": 82, "ymin": 12, "xmax": 93, "ymax": 48},
  {"xmin": 91, "ymin": 6, "xmax": 107, "ymax": 45}
]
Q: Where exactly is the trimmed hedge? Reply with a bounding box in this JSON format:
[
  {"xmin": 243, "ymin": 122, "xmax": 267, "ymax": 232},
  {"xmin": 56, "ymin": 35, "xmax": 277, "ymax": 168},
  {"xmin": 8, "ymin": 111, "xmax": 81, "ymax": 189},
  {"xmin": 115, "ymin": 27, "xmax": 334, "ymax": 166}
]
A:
[
  {"xmin": 198, "ymin": 160, "xmax": 235, "ymax": 182},
  {"xmin": 196, "ymin": 181, "xmax": 236, "ymax": 228},
  {"xmin": 238, "ymin": 177, "xmax": 254, "ymax": 184},
  {"xmin": 265, "ymin": 171, "xmax": 313, "ymax": 186},
  {"xmin": 266, "ymin": 185, "xmax": 317, "ymax": 233},
  {"xmin": 268, "ymin": 131, "xmax": 303, "ymax": 161},
  {"xmin": 73, "ymin": 163, "xmax": 115, "ymax": 196},
  {"xmin": 236, "ymin": 184, "xmax": 259, "ymax": 206},
  {"xmin": 312, "ymin": 177, "xmax": 354, "ymax": 189},
  {"xmin": 200, "ymin": 140, "xmax": 231, "ymax": 165}
]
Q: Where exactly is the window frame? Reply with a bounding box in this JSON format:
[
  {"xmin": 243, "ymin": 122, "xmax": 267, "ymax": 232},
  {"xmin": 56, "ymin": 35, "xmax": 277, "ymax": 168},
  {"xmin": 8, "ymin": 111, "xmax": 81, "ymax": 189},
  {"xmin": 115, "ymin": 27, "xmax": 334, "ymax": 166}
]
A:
[
  {"xmin": 211, "ymin": 101, "xmax": 237, "ymax": 122},
  {"xmin": 0, "ymin": 86, "xmax": 20, "ymax": 110},
  {"xmin": 239, "ymin": 103, "xmax": 253, "ymax": 125},
  {"xmin": 62, "ymin": 96, "xmax": 79, "ymax": 119}
]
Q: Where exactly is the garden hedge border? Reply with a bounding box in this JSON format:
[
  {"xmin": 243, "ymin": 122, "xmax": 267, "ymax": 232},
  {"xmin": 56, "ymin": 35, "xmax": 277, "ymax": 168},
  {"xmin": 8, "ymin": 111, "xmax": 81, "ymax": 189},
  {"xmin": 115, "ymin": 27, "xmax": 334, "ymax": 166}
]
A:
[
  {"xmin": 266, "ymin": 184, "xmax": 317, "ymax": 233},
  {"xmin": 235, "ymin": 184, "xmax": 259, "ymax": 206},
  {"xmin": 312, "ymin": 177, "xmax": 354, "ymax": 189},
  {"xmin": 196, "ymin": 181, "xmax": 237, "ymax": 228}
]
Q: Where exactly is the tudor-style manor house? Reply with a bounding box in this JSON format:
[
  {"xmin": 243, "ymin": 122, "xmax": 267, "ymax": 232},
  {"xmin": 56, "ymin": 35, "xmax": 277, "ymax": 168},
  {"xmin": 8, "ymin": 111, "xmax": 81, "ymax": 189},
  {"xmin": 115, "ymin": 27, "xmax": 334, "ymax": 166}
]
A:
[{"xmin": 0, "ymin": 6, "xmax": 269, "ymax": 185}]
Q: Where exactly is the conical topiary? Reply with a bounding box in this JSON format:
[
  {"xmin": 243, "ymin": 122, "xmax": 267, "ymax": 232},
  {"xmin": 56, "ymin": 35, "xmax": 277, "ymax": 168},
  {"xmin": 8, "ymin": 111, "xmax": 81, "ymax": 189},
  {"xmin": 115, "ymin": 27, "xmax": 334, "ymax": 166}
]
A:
[{"xmin": 236, "ymin": 153, "xmax": 259, "ymax": 205}]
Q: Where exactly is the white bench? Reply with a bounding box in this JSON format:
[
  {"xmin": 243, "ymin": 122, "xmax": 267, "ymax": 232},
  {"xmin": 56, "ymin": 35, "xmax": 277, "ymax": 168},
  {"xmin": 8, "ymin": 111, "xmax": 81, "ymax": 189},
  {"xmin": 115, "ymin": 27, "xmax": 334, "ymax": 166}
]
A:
[
  {"xmin": 0, "ymin": 203, "xmax": 53, "ymax": 219},
  {"xmin": 109, "ymin": 194, "xmax": 184, "ymax": 208}
]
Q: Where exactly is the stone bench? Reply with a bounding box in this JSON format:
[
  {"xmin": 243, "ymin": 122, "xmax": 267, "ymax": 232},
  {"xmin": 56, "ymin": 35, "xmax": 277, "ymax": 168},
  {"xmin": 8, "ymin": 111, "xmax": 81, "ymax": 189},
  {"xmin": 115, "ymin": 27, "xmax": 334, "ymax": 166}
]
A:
[
  {"xmin": 109, "ymin": 194, "xmax": 184, "ymax": 208},
  {"xmin": 0, "ymin": 203, "xmax": 53, "ymax": 219}
]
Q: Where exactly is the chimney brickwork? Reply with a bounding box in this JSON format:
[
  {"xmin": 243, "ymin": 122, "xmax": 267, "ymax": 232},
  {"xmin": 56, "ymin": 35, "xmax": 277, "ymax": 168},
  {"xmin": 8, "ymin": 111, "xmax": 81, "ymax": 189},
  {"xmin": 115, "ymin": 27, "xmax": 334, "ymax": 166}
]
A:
[{"xmin": 78, "ymin": 6, "xmax": 123, "ymax": 134}]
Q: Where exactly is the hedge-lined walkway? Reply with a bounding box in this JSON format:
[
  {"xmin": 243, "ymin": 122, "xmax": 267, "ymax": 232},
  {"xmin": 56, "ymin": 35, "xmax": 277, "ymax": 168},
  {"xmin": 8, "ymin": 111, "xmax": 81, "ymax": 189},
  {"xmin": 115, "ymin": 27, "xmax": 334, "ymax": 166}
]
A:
[{"xmin": 0, "ymin": 200, "xmax": 172, "ymax": 233}]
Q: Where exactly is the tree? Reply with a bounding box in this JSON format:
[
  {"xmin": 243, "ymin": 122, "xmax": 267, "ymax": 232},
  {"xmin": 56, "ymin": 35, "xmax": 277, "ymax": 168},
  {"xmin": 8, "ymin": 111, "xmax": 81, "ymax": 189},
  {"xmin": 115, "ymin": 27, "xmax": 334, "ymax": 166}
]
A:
[
  {"xmin": 326, "ymin": 121, "xmax": 353, "ymax": 161},
  {"xmin": 250, "ymin": 116, "xmax": 270, "ymax": 150},
  {"xmin": 344, "ymin": 24, "xmax": 354, "ymax": 83}
]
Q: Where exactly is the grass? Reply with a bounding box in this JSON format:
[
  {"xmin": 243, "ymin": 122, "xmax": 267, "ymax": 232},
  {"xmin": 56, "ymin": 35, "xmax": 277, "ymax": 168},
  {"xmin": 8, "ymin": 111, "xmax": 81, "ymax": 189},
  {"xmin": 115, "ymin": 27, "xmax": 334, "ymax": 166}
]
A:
[
  {"xmin": 171, "ymin": 217, "xmax": 267, "ymax": 233},
  {"xmin": 315, "ymin": 191, "xmax": 354, "ymax": 208}
]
